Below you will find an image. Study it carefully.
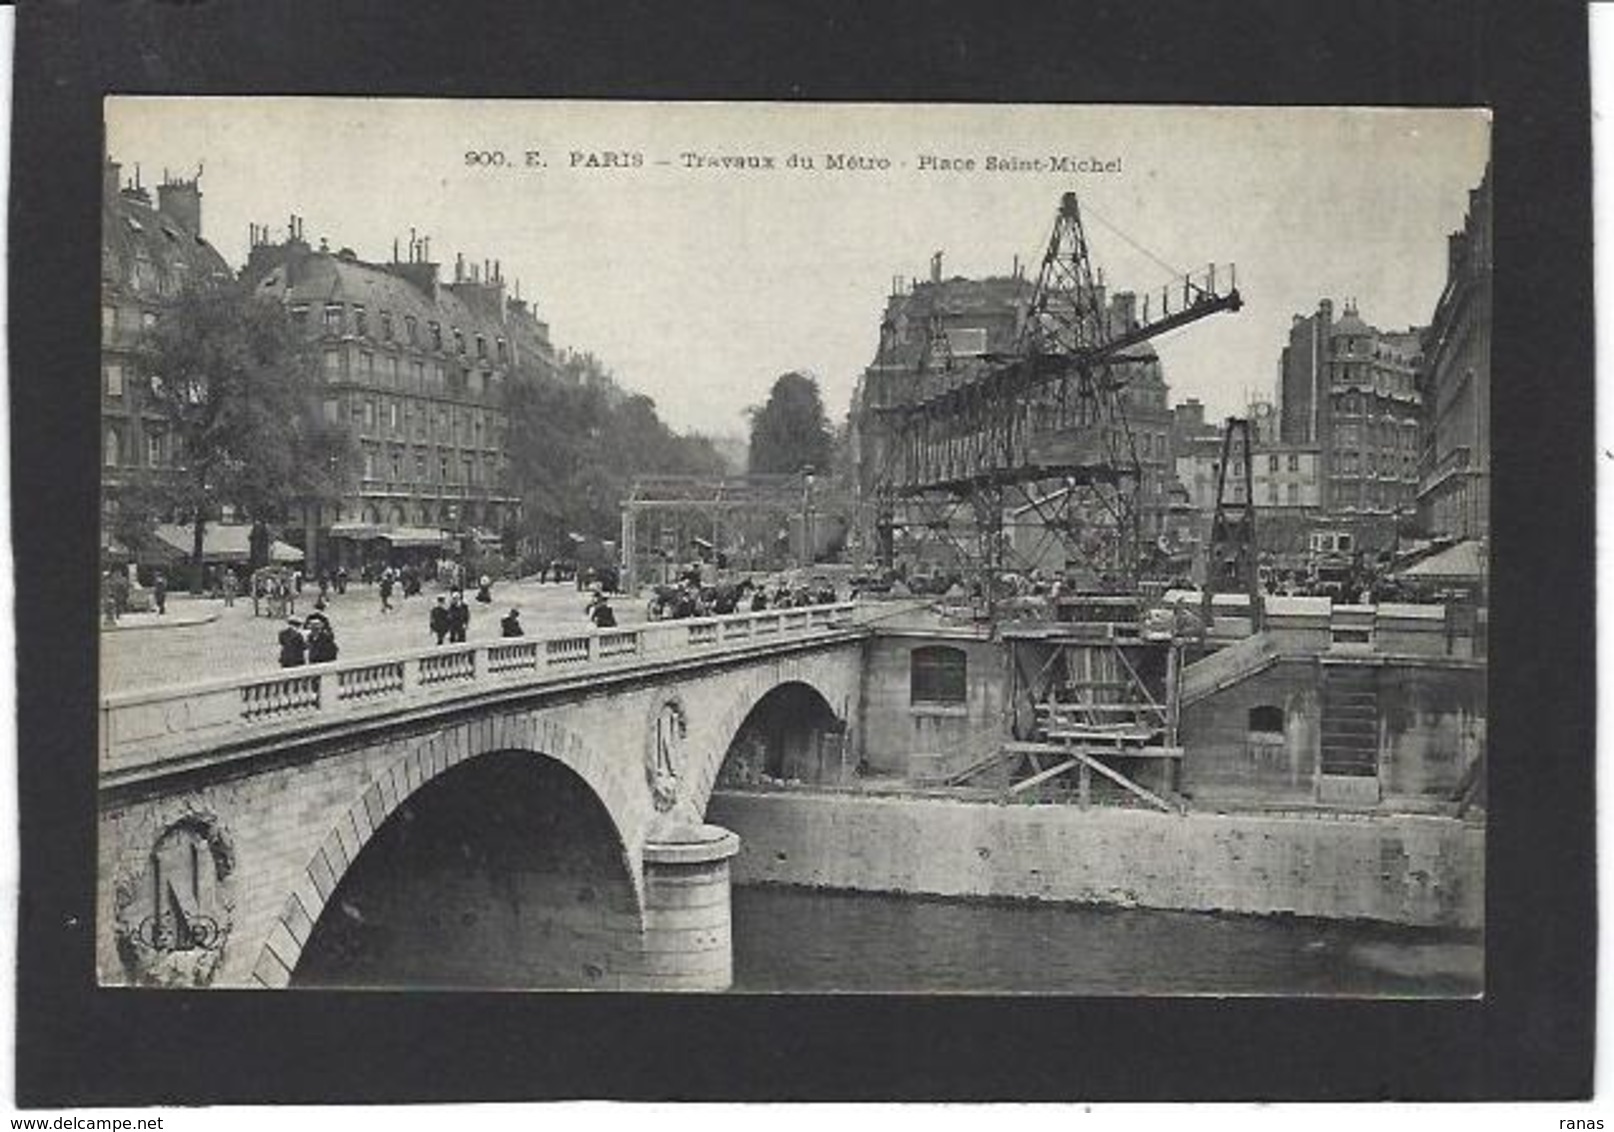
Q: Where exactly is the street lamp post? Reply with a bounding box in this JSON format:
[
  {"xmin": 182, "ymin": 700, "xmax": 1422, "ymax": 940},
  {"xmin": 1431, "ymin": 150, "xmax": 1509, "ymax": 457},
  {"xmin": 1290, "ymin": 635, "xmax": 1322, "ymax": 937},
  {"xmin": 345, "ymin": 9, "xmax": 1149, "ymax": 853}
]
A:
[{"xmin": 801, "ymin": 465, "xmax": 816, "ymax": 568}]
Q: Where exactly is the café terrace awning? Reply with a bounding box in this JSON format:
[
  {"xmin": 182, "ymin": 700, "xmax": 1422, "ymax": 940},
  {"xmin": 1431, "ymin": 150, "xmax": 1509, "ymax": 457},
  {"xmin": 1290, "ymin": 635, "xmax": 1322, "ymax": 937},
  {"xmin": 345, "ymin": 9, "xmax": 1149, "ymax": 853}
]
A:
[{"xmin": 152, "ymin": 523, "xmax": 303, "ymax": 564}]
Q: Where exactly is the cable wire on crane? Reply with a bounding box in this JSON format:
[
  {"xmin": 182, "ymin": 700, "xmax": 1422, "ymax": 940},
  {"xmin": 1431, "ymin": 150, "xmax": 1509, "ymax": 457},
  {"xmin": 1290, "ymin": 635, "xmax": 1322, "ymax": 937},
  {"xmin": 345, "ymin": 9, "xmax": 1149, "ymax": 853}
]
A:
[{"xmin": 1079, "ymin": 197, "xmax": 1190, "ymax": 286}]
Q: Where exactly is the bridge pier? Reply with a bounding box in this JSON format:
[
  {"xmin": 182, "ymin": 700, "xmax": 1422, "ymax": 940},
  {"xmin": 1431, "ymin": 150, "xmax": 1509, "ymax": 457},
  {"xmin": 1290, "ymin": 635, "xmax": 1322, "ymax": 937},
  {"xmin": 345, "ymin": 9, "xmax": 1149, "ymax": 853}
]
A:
[{"xmin": 626, "ymin": 823, "xmax": 740, "ymax": 991}]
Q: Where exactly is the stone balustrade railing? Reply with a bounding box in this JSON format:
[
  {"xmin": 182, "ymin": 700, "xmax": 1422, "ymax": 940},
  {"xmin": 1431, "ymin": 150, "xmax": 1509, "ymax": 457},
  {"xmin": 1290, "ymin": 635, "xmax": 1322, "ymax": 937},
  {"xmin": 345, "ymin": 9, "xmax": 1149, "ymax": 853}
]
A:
[{"xmin": 100, "ymin": 602, "xmax": 861, "ymax": 781}]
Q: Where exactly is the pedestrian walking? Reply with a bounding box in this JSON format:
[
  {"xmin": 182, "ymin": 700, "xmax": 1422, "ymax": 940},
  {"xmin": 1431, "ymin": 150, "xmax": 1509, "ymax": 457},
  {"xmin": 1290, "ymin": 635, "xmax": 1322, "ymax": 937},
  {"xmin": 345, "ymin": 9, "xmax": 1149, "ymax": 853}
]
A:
[
  {"xmin": 335, "ymin": 566, "xmax": 349, "ymax": 595},
  {"xmin": 476, "ymin": 574, "xmax": 492, "ymax": 604},
  {"xmin": 587, "ymin": 592, "xmax": 617, "ymax": 628},
  {"xmin": 430, "ymin": 596, "xmax": 450, "ymax": 645},
  {"xmin": 278, "ymin": 618, "xmax": 307, "ymax": 668},
  {"xmin": 447, "ymin": 591, "xmax": 470, "ymax": 643},
  {"xmin": 379, "ymin": 570, "xmax": 395, "ymax": 613},
  {"xmin": 500, "ymin": 607, "xmax": 525, "ymax": 638},
  {"xmin": 152, "ymin": 570, "xmax": 167, "ymax": 616},
  {"xmin": 222, "ymin": 568, "xmax": 238, "ymax": 608}
]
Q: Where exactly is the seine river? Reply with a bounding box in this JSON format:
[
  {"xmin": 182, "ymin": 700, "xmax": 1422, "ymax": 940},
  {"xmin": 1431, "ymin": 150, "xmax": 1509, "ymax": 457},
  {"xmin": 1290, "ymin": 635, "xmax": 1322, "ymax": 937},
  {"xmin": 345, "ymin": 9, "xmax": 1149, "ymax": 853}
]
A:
[{"xmin": 729, "ymin": 885, "xmax": 1483, "ymax": 997}]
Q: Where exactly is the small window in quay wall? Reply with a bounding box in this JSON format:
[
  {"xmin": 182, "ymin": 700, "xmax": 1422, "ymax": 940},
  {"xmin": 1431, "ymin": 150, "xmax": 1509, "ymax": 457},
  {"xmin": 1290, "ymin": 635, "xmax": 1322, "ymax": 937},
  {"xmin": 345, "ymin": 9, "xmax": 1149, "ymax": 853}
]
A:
[{"xmin": 911, "ymin": 645, "xmax": 967, "ymax": 705}]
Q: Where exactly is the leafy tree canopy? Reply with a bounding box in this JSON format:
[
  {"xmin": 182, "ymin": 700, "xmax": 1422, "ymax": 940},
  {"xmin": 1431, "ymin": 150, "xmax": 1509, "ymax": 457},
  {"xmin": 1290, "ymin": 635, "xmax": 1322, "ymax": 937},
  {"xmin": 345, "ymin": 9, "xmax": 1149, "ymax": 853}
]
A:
[
  {"xmin": 126, "ymin": 285, "xmax": 355, "ymax": 578},
  {"xmin": 747, "ymin": 371, "xmax": 834, "ymax": 476},
  {"xmin": 502, "ymin": 352, "xmax": 725, "ymax": 554}
]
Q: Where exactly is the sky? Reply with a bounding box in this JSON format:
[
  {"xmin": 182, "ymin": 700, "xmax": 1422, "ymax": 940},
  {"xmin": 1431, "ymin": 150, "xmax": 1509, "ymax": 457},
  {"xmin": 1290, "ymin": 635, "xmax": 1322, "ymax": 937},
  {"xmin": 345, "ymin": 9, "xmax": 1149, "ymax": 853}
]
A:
[{"xmin": 107, "ymin": 99, "xmax": 1489, "ymax": 438}]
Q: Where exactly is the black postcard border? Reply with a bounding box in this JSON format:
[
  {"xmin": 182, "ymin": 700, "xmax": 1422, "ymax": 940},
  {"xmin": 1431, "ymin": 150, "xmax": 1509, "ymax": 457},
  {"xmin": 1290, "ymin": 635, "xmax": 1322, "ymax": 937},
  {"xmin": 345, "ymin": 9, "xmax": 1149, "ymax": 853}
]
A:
[{"xmin": 11, "ymin": 0, "xmax": 1594, "ymax": 1104}]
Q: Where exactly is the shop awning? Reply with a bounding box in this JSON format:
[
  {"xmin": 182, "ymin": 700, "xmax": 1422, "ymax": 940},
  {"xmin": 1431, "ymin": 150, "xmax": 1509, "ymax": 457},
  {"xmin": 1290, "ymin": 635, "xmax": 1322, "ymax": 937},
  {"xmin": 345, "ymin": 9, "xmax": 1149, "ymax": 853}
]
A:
[
  {"xmin": 1394, "ymin": 539, "xmax": 1486, "ymax": 582},
  {"xmin": 328, "ymin": 521, "xmax": 386, "ymax": 540},
  {"xmin": 381, "ymin": 526, "xmax": 452, "ymax": 549},
  {"xmin": 152, "ymin": 523, "xmax": 303, "ymax": 564}
]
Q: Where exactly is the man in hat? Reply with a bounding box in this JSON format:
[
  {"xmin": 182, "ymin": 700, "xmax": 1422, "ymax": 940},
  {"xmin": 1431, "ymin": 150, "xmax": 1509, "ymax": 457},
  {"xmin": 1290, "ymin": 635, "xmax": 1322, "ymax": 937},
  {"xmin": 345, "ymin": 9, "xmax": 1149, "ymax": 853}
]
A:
[
  {"xmin": 587, "ymin": 591, "xmax": 617, "ymax": 629},
  {"xmin": 278, "ymin": 618, "xmax": 307, "ymax": 668},
  {"xmin": 500, "ymin": 607, "xmax": 525, "ymax": 638},
  {"xmin": 430, "ymin": 595, "xmax": 450, "ymax": 645},
  {"xmin": 447, "ymin": 590, "xmax": 470, "ymax": 643}
]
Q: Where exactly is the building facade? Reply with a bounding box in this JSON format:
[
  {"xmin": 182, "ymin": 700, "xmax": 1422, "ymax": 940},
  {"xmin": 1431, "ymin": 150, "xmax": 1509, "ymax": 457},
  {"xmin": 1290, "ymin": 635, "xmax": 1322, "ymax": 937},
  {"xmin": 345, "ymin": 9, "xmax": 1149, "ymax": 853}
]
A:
[
  {"xmin": 1278, "ymin": 298, "xmax": 1424, "ymax": 533},
  {"xmin": 241, "ymin": 226, "xmax": 553, "ymax": 567},
  {"xmin": 1175, "ymin": 439, "xmax": 1322, "ymax": 515},
  {"xmin": 853, "ymin": 271, "xmax": 1177, "ymax": 544},
  {"xmin": 100, "ymin": 159, "xmax": 235, "ymax": 527},
  {"xmin": 1416, "ymin": 163, "xmax": 1491, "ymax": 542}
]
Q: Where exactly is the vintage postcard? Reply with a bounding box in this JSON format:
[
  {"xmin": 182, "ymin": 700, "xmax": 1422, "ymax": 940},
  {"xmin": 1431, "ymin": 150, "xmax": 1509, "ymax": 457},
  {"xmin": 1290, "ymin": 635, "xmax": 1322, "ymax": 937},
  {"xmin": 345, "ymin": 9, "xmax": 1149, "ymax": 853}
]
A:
[{"xmin": 96, "ymin": 98, "xmax": 1489, "ymax": 995}]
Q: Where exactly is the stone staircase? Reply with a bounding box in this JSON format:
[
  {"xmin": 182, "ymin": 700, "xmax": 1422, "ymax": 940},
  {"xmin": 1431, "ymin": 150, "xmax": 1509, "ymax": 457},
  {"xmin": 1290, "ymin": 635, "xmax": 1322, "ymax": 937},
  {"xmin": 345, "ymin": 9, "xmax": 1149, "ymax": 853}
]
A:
[{"xmin": 1180, "ymin": 632, "xmax": 1280, "ymax": 708}]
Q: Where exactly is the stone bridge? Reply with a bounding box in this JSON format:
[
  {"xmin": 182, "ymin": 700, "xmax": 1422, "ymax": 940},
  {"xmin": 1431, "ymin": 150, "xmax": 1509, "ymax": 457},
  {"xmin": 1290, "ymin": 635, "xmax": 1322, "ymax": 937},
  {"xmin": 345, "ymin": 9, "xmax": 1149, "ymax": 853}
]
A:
[{"xmin": 98, "ymin": 603, "xmax": 865, "ymax": 992}]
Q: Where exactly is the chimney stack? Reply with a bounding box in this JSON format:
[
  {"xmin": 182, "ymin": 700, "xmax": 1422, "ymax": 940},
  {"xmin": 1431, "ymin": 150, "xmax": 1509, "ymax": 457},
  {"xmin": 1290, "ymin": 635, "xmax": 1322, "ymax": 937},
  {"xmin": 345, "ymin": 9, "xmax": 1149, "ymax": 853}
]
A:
[
  {"xmin": 1112, "ymin": 291, "xmax": 1138, "ymax": 332},
  {"xmin": 157, "ymin": 176, "xmax": 203, "ymax": 237}
]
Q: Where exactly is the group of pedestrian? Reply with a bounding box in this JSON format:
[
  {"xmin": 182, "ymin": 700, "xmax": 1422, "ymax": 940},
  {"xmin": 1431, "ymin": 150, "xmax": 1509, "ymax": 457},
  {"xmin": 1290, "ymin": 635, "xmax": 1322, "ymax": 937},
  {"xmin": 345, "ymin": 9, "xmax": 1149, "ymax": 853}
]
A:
[
  {"xmin": 278, "ymin": 611, "xmax": 339, "ymax": 668},
  {"xmin": 376, "ymin": 563, "xmax": 440, "ymax": 613},
  {"xmin": 427, "ymin": 587, "xmax": 525, "ymax": 643},
  {"xmin": 428, "ymin": 592, "xmax": 472, "ymax": 644}
]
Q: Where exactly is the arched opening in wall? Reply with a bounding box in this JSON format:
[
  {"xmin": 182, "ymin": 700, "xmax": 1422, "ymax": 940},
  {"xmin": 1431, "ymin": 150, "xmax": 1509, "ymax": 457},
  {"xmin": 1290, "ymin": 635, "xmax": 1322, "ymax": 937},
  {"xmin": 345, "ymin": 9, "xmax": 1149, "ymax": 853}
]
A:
[
  {"xmin": 291, "ymin": 750, "xmax": 637, "ymax": 990},
  {"xmin": 715, "ymin": 682, "xmax": 847, "ymax": 790}
]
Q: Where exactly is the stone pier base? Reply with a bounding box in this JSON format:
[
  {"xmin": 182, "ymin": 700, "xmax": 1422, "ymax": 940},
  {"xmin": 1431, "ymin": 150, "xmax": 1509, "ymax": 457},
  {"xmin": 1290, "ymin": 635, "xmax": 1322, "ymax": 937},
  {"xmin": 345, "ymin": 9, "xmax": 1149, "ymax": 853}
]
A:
[{"xmin": 624, "ymin": 823, "xmax": 740, "ymax": 991}]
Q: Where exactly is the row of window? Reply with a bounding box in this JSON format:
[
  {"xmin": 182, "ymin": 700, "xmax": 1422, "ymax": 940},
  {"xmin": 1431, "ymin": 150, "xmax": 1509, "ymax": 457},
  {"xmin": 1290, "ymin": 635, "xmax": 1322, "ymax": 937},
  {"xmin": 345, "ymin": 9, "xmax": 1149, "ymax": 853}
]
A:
[
  {"xmin": 359, "ymin": 501, "xmax": 505, "ymax": 529},
  {"xmin": 295, "ymin": 302, "xmax": 509, "ymax": 363},
  {"xmin": 1204, "ymin": 455, "xmax": 1305, "ymax": 478},
  {"xmin": 1330, "ymin": 363, "xmax": 1417, "ymax": 397},
  {"xmin": 325, "ymin": 394, "xmax": 504, "ymax": 448},
  {"xmin": 101, "ymin": 304, "xmax": 158, "ymax": 345},
  {"xmin": 1335, "ymin": 451, "xmax": 1418, "ymax": 476},
  {"xmin": 321, "ymin": 347, "xmax": 501, "ymax": 398},
  {"xmin": 359, "ymin": 444, "xmax": 502, "ymax": 487},
  {"xmin": 1336, "ymin": 421, "xmax": 1420, "ymax": 451},
  {"xmin": 1333, "ymin": 337, "xmax": 1420, "ymax": 368},
  {"xmin": 103, "ymin": 426, "xmax": 170, "ymax": 468}
]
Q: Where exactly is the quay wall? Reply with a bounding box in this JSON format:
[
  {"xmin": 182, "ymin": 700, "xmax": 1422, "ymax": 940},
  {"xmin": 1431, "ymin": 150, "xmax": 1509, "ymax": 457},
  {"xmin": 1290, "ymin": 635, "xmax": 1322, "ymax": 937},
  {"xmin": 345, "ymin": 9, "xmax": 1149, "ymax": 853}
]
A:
[
  {"xmin": 706, "ymin": 790, "xmax": 1483, "ymax": 929},
  {"xmin": 1179, "ymin": 656, "xmax": 1485, "ymax": 806}
]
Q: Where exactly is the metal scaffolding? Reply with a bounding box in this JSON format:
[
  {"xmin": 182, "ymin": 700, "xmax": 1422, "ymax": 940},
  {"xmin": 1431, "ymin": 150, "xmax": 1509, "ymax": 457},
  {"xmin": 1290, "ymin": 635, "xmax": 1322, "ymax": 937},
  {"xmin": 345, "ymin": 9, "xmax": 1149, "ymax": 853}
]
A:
[
  {"xmin": 865, "ymin": 190, "xmax": 1242, "ymax": 602},
  {"xmin": 619, "ymin": 473, "xmax": 848, "ymax": 591}
]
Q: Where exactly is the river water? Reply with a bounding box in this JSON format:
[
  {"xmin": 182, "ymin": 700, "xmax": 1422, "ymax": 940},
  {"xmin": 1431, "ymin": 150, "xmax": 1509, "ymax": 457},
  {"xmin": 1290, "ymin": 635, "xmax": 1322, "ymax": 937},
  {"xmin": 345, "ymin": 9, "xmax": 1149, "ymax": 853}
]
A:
[{"xmin": 730, "ymin": 885, "xmax": 1483, "ymax": 996}]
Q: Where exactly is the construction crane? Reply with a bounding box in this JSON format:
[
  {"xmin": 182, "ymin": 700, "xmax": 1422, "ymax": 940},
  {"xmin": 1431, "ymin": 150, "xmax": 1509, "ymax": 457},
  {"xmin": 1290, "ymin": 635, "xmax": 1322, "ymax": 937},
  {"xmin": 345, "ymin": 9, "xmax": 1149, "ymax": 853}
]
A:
[
  {"xmin": 866, "ymin": 190, "xmax": 1242, "ymax": 604},
  {"xmin": 1202, "ymin": 416, "xmax": 1263, "ymax": 633}
]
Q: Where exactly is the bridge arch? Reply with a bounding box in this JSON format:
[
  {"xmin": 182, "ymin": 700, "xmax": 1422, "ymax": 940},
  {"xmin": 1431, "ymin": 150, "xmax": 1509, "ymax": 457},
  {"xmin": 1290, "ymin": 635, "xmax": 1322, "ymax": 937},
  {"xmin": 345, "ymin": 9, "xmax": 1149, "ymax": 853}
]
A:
[
  {"xmin": 685, "ymin": 659, "xmax": 853, "ymax": 820},
  {"xmin": 250, "ymin": 715, "xmax": 642, "ymax": 989}
]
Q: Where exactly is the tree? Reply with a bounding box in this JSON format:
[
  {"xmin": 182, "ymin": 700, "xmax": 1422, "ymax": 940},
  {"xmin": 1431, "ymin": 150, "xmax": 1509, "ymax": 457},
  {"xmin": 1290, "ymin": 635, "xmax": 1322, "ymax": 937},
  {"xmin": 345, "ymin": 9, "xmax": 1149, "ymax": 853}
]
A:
[
  {"xmin": 503, "ymin": 358, "xmax": 727, "ymax": 560},
  {"xmin": 747, "ymin": 371, "xmax": 834, "ymax": 476},
  {"xmin": 131, "ymin": 285, "xmax": 353, "ymax": 588}
]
